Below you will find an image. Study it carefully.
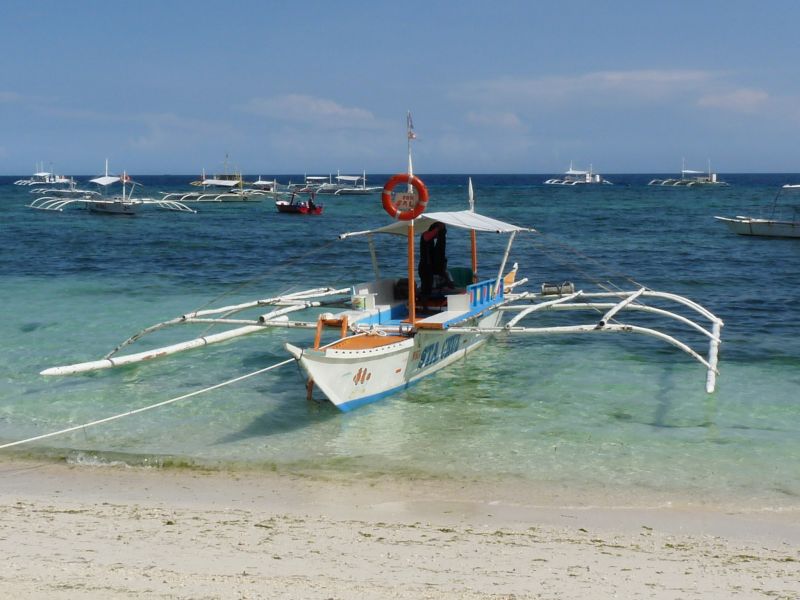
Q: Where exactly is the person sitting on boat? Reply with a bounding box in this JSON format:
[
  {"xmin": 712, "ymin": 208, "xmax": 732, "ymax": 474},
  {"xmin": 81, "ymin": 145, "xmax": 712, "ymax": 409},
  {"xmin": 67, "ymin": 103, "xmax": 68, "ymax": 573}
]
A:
[
  {"xmin": 431, "ymin": 223, "xmax": 454, "ymax": 290},
  {"xmin": 307, "ymin": 192, "xmax": 317, "ymax": 211},
  {"xmin": 419, "ymin": 222, "xmax": 454, "ymax": 298}
]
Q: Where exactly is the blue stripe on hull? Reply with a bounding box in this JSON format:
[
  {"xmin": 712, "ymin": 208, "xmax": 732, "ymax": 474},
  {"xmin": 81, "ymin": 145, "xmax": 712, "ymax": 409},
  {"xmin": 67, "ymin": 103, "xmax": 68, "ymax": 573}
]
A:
[
  {"xmin": 336, "ymin": 381, "xmax": 415, "ymax": 412},
  {"xmin": 332, "ymin": 337, "xmax": 489, "ymax": 412}
]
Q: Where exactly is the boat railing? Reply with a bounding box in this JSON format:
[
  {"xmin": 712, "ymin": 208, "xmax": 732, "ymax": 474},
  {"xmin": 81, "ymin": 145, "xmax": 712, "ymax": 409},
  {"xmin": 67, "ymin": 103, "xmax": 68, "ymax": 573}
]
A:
[{"xmin": 467, "ymin": 278, "xmax": 503, "ymax": 310}]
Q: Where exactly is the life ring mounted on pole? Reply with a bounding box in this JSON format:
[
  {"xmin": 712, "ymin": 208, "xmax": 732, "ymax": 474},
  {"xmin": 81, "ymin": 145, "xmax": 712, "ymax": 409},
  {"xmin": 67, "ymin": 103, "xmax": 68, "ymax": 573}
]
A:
[{"xmin": 381, "ymin": 173, "xmax": 429, "ymax": 220}]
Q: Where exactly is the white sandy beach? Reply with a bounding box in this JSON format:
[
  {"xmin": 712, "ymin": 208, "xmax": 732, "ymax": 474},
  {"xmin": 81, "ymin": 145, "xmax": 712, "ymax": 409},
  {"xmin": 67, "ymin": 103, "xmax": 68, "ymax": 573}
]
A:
[{"xmin": 1, "ymin": 460, "xmax": 798, "ymax": 599}]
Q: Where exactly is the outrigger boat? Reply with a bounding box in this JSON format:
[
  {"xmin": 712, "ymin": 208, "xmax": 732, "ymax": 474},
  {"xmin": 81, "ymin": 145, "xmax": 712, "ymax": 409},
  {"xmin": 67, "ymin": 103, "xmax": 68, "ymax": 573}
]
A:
[
  {"xmin": 649, "ymin": 159, "xmax": 728, "ymax": 187},
  {"xmin": 334, "ymin": 171, "xmax": 382, "ymax": 195},
  {"xmin": 715, "ymin": 184, "xmax": 800, "ymax": 238},
  {"xmin": 28, "ymin": 160, "xmax": 195, "ymax": 214},
  {"xmin": 39, "ymin": 126, "xmax": 724, "ymax": 413},
  {"xmin": 544, "ymin": 162, "xmax": 612, "ymax": 185},
  {"xmin": 175, "ymin": 168, "xmax": 265, "ymax": 202},
  {"xmin": 28, "ymin": 178, "xmax": 100, "ymax": 199},
  {"xmin": 14, "ymin": 163, "xmax": 73, "ymax": 186}
]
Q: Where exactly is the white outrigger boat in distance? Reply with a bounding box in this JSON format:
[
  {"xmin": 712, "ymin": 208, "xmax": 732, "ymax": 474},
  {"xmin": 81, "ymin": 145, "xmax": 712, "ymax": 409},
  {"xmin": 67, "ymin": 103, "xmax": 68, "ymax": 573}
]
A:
[
  {"xmin": 544, "ymin": 162, "xmax": 612, "ymax": 186},
  {"xmin": 40, "ymin": 130, "xmax": 724, "ymax": 413},
  {"xmin": 649, "ymin": 159, "xmax": 729, "ymax": 187},
  {"xmin": 28, "ymin": 160, "xmax": 196, "ymax": 214},
  {"xmin": 14, "ymin": 163, "xmax": 73, "ymax": 186}
]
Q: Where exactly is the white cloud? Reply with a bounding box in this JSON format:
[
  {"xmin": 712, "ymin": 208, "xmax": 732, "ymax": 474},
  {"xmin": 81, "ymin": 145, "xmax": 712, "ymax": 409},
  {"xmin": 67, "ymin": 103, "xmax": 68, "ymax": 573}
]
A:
[
  {"xmin": 128, "ymin": 112, "xmax": 233, "ymax": 149},
  {"xmin": 697, "ymin": 88, "xmax": 769, "ymax": 113},
  {"xmin": 239, "ymin": 94, "xmax": 379, "ymax": 128},
  {"xmin": 465, "ymin": 69, "xmax": 714, "ymax": 105},
  {"xmin": 0, "ymin": 91, "xmax": 23, "ymax": 103},
  {"xmin": 466, "ymin": 111, "xmax": 523, "ymax": 129},
  {"xmin": 31, "ymin": 105, "xmax": 233, "ymax": 150}
]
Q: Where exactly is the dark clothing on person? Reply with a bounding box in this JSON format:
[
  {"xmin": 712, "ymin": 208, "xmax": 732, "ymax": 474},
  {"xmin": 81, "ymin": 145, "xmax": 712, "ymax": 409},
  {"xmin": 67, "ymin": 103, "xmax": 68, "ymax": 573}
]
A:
[{"xmin": 418, "ymin": 222, "xmax": 449, "ymax": 298}]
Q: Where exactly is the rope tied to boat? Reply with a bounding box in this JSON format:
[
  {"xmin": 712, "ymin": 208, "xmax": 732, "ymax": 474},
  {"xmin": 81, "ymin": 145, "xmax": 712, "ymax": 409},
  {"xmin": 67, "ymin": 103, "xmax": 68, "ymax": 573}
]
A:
[{"xmin": 0, "ymin": 358, "xmax": 295, "ymax": 451}]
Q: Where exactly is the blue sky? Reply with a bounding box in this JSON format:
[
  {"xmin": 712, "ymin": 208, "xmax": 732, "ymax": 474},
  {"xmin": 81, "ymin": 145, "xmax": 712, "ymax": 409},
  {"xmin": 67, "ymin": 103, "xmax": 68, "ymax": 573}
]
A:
[{"xmin": 1, "ymin": 0, "xmax": 799, "ymax": 175}]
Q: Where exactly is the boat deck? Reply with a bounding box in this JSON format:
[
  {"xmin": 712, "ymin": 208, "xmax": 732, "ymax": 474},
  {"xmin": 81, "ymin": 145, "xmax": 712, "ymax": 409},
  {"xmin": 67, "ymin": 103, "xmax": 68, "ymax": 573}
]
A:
[{"xmin": 329, "ymin": 335, "xmax": 408, "ymax": 350}]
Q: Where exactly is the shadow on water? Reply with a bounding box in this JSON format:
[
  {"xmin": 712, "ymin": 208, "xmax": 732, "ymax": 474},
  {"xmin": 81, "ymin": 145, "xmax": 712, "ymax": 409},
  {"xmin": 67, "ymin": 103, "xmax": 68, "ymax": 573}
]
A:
[
  {"xmin": 214, "ymin": 352, "xmax": 340, "ymax": 444},
  {"xmin": 648, "ymin": 362, "xmax": 715, "ymax": 430},
  {"xmin": 214, "ymin": 398, "xmax": 339, "ymax": 444}
]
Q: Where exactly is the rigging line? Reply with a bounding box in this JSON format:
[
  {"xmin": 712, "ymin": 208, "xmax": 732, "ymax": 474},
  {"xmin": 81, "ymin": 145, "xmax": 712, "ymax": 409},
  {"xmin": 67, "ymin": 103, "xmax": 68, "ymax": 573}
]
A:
[
  {"xmin": 188, "ymin": 237, "xmax": 342, "ymax": 317},
  {"xmin": 523, "ymin": 235, "xmax": 628, "ymax": 298},
  {"xmin": 530, "ymin": 230, "xmax": 648, "ymax": 291},
  {"xmin": 768, "ymin": 186, "xmax": 784, "ymax": 219},
  {"xmin": 520, "ymin": 234, "xmax": 650, "ymax": 325},
  {"xmin": 0, "ymin": 358, "xmax": 295, "ymax": 451}
]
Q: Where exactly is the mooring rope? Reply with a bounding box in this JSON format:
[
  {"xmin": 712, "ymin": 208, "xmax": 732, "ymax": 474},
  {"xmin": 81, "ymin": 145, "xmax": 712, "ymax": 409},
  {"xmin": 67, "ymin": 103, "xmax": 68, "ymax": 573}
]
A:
[{"xmin": 0, "ymin": 358, "xmax": 295, "ymax": 450}]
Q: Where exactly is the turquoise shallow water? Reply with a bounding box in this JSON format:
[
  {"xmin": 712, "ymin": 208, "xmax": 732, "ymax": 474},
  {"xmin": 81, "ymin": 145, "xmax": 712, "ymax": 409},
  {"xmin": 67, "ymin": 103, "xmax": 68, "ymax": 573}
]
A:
[{"xmin": 1, "ymin": 174, "xmax": 799, "ymax": 508}]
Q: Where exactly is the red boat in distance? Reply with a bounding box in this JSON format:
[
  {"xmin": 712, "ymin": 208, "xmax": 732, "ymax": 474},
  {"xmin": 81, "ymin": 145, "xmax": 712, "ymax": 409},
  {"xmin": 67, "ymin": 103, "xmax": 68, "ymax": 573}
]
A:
[{"xmin": 275, "ymin": 191, "xmax": 323, "ymax": 215}]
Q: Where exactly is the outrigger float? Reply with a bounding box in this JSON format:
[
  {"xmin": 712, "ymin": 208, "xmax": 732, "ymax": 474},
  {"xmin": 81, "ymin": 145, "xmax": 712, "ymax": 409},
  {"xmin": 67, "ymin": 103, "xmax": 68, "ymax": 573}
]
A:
[{"xmin": 39, "ymin": 123, "xmax": 724, "ymax": 413}]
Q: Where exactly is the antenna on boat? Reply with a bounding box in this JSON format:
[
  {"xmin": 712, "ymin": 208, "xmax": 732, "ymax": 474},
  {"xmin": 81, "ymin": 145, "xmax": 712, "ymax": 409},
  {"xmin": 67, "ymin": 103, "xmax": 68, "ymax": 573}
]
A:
[
  {"xmin": 406, "ymin": 111, "xmax": 418, "ymax": 322},
  {"xmin": 468, "ymin": 176, "xmax": 478, "ymax": 281},
  {"xmin": 407, "ymin": 111, "xmax": 416, "ymax": 191}
]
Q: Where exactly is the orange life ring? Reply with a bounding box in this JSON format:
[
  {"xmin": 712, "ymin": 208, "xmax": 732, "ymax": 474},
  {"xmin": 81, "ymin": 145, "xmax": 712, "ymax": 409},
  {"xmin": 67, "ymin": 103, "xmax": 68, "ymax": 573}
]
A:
[{"xmin": 381, "ymin": 173, "xmax": 429, "ymax": 220}]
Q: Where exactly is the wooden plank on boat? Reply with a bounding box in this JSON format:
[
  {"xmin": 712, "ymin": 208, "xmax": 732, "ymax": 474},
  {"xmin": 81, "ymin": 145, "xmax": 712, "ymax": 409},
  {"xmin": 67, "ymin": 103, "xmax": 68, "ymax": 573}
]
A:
[
  {"xmin": 329, "ymin": 335, "xmax": 408, "ymax": 350},
  {"xmin": 415, "ymin": 310, "xmax": 470, "ymax": 329}
]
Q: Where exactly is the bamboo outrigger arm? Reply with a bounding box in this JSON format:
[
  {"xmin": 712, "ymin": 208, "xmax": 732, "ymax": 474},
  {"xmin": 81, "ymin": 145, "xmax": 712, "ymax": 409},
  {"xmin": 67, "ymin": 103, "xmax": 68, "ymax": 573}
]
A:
[
  {"xmin": 41, "ymin": 287, "xmax": 351, "ymax": 376},
  {"xmin": 100, "ymin": 287, "xmax": 351, "ymax": 359},
  {"xmin": 452, "ymin": 287, "xmax": 724, "ymax": 394}
]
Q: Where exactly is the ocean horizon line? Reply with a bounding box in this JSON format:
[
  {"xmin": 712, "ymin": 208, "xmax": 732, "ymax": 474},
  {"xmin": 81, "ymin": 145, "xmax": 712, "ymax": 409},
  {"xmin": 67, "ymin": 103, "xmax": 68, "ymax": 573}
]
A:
[{"xmin": 4, "ymin": 171, "xmax": 800, "ymax": 178}]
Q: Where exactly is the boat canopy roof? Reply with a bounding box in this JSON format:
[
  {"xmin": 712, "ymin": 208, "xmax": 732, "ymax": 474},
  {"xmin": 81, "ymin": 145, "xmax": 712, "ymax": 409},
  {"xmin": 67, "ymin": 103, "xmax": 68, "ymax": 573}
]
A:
[
  {"xmin": 90, "ymin": 175, "xmax": 121, "ymax": 186},
  {"xmin": 339, "ymin": 210, "xmax": 535, "ymax": 239},
  {"xmin": 336, "ymin": 175, "xmax": 363, "ymax": 182},
  {"xmin": 565, "ymin": 168, "xmax": 589, "ymax": 175}
]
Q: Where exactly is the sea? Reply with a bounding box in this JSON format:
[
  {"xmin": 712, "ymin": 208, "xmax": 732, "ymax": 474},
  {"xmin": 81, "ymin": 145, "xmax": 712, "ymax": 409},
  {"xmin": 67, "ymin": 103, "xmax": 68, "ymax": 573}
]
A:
[{"xmin": 1, "ymin": 173, "xmax": 798, "ymax": 510}]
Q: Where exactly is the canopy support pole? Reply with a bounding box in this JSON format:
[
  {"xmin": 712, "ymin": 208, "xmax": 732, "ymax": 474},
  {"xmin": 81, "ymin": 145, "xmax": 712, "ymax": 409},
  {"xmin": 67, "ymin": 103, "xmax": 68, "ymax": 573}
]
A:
[
  {"xmin": 407, "ymin": 221, "xmax": 416, "ymax": 325},
  {"xmin": 494, "ymin": 231, "xmax": 516, "ymax": 296},
  {"xmin": 367, "ymin": 234, "xmax": 381, "ymax": 280},
  {"xmin": 470, "ymin": 231, "xmax": 478, "ymax": 283}
]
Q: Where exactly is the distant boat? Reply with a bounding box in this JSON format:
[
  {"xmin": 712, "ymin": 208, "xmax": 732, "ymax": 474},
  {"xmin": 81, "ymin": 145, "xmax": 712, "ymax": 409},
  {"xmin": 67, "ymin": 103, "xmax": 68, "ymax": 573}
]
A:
[
  {"xmin": 275, "ymin": 191, "xmax": 323, "ymax": 215},
  {"xmin": 28, "ymin": 160, "xmax": 195, "ymax": 215},
  {"xmin": 544, "ymin": 162, "xmax": 612, "ymax": 185},
  {"xmin": 334, "ymin": 172, "xmax": 382, "ymax": 195},
  {"xmin": 288, "ymin": 175, "xmax": 335, "ymax": 194},
  {"xmin": 715, "ymin": 184, "xmax": 800, "ymax": 238},
  {"xmin": 251, "ymin": 177, "xmax": 284, "ymax": 195},
  {"xmin": 174, "ymin": 158, "xmax": 266, "ymax": 202},
  {"xmin": 289, "ymin": 172, "xmax": 381, "ymax": 195},
  {"xmin": 15, "ymin": 162, "xmax": 73, "ymax": 186},
  {"xmin": 649, "ymin": 159, "xmax": 728, "ymax": 187},
  {"xmin": 27, "ymin": 178, "xmax": 100, "ymax": 199}
]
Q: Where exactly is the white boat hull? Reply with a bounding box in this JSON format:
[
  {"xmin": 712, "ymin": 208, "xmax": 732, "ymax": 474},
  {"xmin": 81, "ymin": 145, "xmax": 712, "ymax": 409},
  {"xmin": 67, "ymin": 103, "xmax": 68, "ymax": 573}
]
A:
[
  {"xmin": 88, "ymin": 200, "xmax": 138, "ymax": 215},
  {"xmin": 287, "ymin": 311, "xmax": 502, "ymax": 411},
  {"xmin": 715, "ymin": 216, "xmax": 800, "ymax": 238}
]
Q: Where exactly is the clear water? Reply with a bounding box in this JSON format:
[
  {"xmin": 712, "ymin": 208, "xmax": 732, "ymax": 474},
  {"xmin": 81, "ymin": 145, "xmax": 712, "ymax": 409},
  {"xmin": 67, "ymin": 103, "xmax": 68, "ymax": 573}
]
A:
[{"xmin": 1, "ymin": 173, "xmax": 799, "ymax": 509}]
